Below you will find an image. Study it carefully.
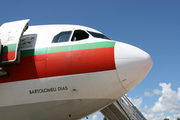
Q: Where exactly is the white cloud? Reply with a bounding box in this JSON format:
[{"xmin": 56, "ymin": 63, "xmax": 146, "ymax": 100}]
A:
[
  {"xmin": 177, "ymin": 88, "xmax": 180, "ymax": 101},
  {"xmin": 81, "ymin": 111, "xmax": 103, "ymax": 120},
  {"xmin": 170, "ymin": 109, "xmax": 180, "ymax": 119},
  {"xmin": 128, "ymin": 97, "xmax": 142, "ymax": 108},
  {"xmin": 92, "ymin": 115, "xmax": 98, "ymax": 120},
  {"xmin": 142, "ymin": 105, "xmax": 148, "ymax": 113},
  {"xmin": 144, "ymin": 92, "xmax": 154, "ymax": 97},
  {"xmin": 141, "ymin": 83, "xmax": 180, "ymax": 120},
  {"xmin": 149, "ymin": 83, "xmax": 180, "ymax": 113},
  {"xmin": 153, "ymin": 89, "xmax": 162, "ymax": 95},
  {"xmin": 144, "ymin": 89, "xmax": 162, "ymax": 97},
  {"xmin": 164, "ymin": 116, "xmax": 175, "ymax": 120},
  {"xmin": 143, "ymin": 112, "xmax": 166, "ymax": 120}
]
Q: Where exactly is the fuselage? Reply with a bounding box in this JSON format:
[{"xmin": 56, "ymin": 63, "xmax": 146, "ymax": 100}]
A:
[{"xmin": 0, "ymin": 24, "xmax": 152, "ymax": 120}]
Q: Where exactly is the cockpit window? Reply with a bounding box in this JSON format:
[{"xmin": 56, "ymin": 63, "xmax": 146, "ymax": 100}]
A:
[
  {"xmin": 71, "ymin": 30, "xmax": 89, "ymax": 41},
  {"xmin": 87, "ymin": 31, "xmax": 111, "ymax": 40},
  {"xmin": 52, "ymin": 31, "xmax": 72, "ymax": 43}
]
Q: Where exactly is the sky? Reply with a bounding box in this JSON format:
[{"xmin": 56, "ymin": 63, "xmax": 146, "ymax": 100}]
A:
[{"xmin": 0, "ymin": 0, "xmax": 180, "ymax": 120}]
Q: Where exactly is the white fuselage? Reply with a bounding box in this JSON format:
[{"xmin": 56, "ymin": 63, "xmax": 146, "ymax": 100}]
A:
[{"xmin": 0, "ymin": 24, "xmax": 152, "ymax": 120}]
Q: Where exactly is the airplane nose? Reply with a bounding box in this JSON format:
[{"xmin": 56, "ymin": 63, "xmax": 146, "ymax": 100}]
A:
[{"xmin": 115, "ymin": 42, "xmax": 153, "ymax": 92}]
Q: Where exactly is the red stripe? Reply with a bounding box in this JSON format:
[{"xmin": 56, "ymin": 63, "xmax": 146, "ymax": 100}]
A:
[
  {"xmin": 1, "ymin": 51, "xmax": 16, "ymax": 62},
  {"xmin": 1, "ymin": 47, "xmax": 115, "ymax": 83}
]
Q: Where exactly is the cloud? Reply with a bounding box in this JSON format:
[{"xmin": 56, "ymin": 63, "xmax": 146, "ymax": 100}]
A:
[
  {"xmin": 149, "ymin": 83, "xmax": 180, "ymax": 113},
  {"xmin": 144, "ymin": 92, "xmax": 154, "ymax": 97},
  {"xmin": 170, "ymin": 109, "xmax": 180, "ymax": 119},
  {"xmin": 144, "ymin": 89, "xmax": 162, "ymax": 97},
  {"xmin": 177, "ymin": 88, "xmax": 180, "ymax": 101},
  {"xmin": 92, "ymin": 115, "xmax": 98, "ymax": 120},
  {"xmin": 153, "ymin": 89, "xmax": 162, "ymax": 95},
  {"xmin": 141, "ymin": 83, "xmax": 180, "ymax": 120},
  {"xmin": 143, "ymin": 112, "xmax": 166, "ymax": 120},
  {"xmin": 128, "ymin": 97, "xmax": 142, "ymax": 108},
  {"xmin": 81, "ymin": 111, "xmax": 103, "ymax": 120}
]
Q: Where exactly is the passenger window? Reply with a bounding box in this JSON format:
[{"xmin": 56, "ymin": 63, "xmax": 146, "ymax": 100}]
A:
[
  {"xmin": 71, "ymin": 30, "xmax": 89, "ymax": 41},
  {"xmin": 52, "ymin": 31, "xmax": 72, "ymax": 43}
]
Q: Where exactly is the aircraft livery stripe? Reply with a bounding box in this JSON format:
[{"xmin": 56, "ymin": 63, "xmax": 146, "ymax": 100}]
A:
[
  {"xmin": 2, "ymin": 44, "xmax": 16, "ymax": 52},
  {"xmin": 21, "ymin": 41, "xmax": 115, "ymax": 57},
  {"xmin": 1, "ymin": 51, "xmax": 16, "ymax": 61},
  {"xmin": 1, "ymin": 47, "xmax": 115, "ymax": 83},
  {"xmin": 2, "ymin": 41, "xmax": 115, "ymax": 61},
  {"xmin": 2, "ymin": 44, "xmax": 17, "ymax": 61}
]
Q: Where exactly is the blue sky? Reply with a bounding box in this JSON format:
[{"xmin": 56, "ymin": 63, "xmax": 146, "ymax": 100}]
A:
[{"xmin": 0, "ymin": 0, "xmax": 180, "ymax": 120}]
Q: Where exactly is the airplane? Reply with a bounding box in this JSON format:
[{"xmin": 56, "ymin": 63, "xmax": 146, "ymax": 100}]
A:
[{"xmin": 0, "ymin": 19, "xmax": 152, "ymax": 120}]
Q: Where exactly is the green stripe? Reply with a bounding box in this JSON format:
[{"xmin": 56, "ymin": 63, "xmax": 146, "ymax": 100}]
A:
[
  {"xmin": 21, "ymin": 48, "xmax": 48, "ymax": 57},
  {"xmin": 48, "ymin": 41, "xmax": 115, "ymax": 54},
  {"xmin": 3, "ymin": 44, "xmax": 17, "ymax": 52},
  {"xmin": 21, "ymin": 41, "xmax": 115, "ymax": 57}
]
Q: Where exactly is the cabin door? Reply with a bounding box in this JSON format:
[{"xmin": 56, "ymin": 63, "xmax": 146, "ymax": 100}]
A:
[{"xmin": 0, "ymin": 19, "xmax": 29, "ymax": 66}]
